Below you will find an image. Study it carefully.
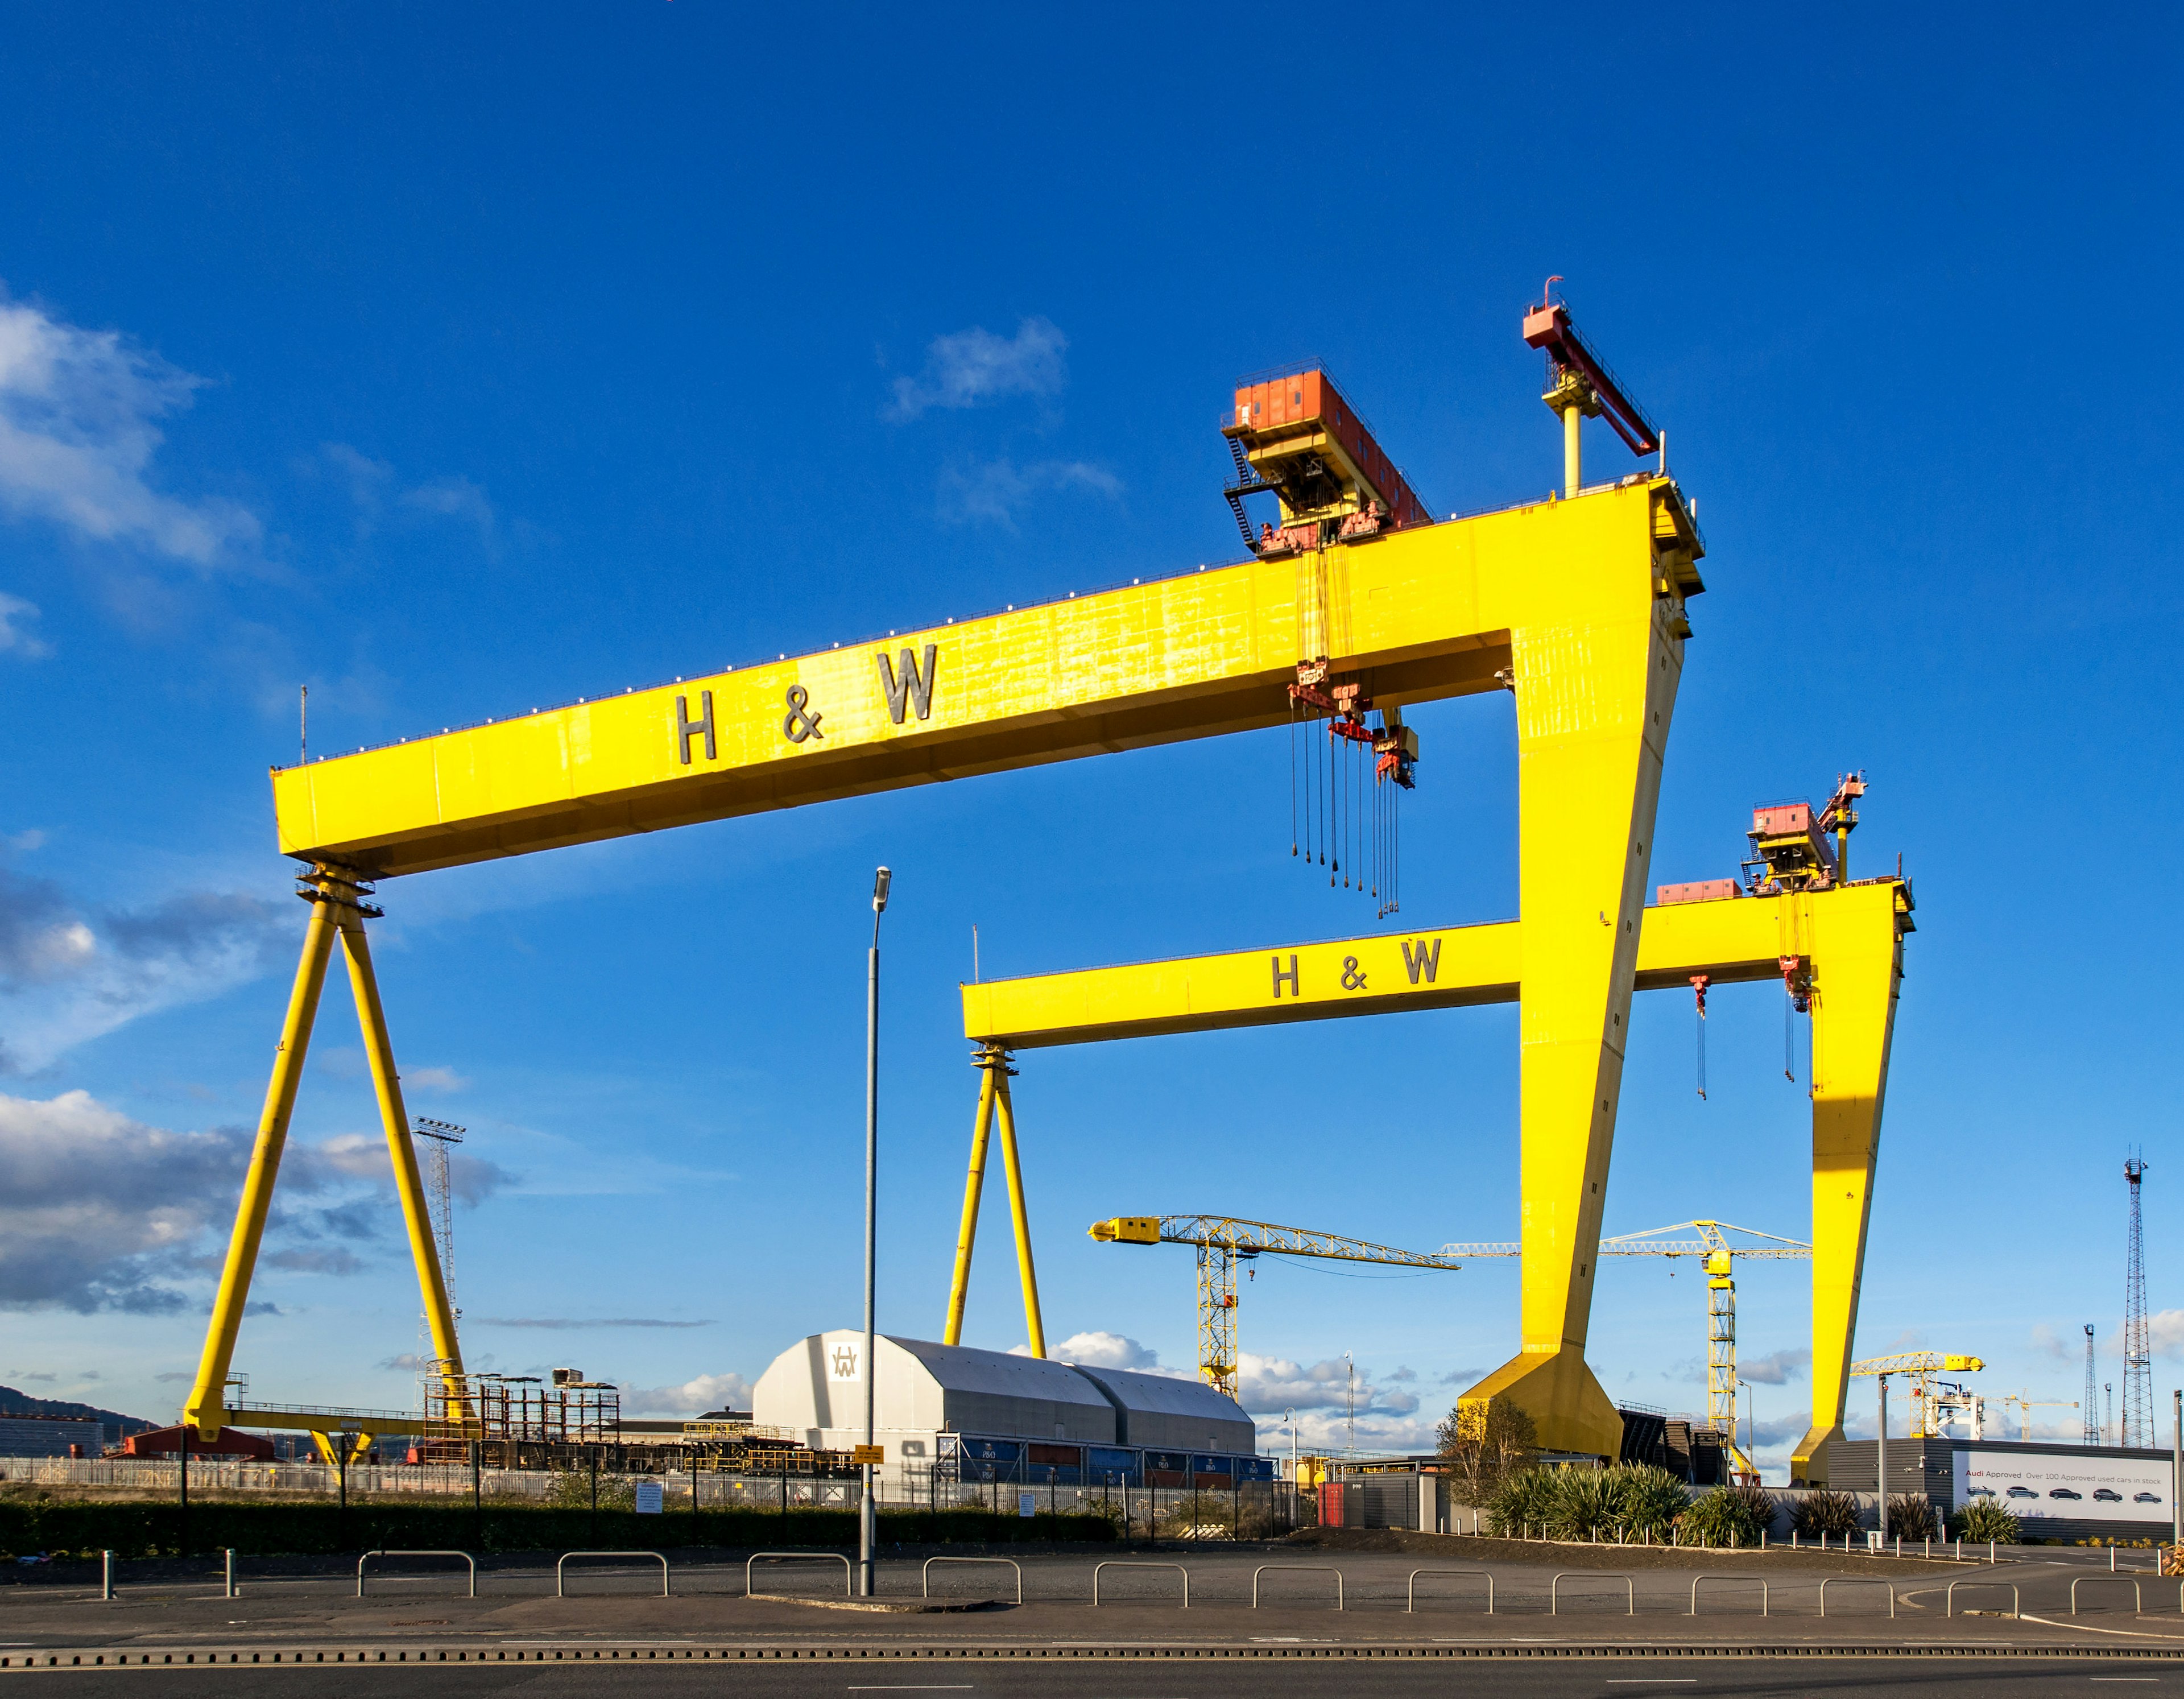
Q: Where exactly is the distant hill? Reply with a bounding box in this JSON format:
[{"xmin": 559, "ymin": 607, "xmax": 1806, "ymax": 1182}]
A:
[{"xmin": 0, "ymin": 1386, "xmax": 158, "ymax": 1435}]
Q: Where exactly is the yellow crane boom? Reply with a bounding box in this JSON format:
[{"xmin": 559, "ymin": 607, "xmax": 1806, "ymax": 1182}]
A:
[{"xmin": 1088, "ymin": 1215, "xmax": 1462, "ymax": 1400}]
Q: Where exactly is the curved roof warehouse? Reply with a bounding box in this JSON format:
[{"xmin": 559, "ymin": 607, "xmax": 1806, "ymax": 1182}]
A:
[{"xmin": 754, "ymin": 1331, "xmax": 1259, "ymax": 1484}]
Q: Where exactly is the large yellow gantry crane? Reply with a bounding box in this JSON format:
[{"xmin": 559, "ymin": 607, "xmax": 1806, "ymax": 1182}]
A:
[
  {"xmin": 956, "ymin": 874, "xmax": 1909, "ymax": 1482},
  {"xmin": 1087, "ymin": 1214, "xmax": 1463, "ymax": 1399},
  {"xmin": 176, "ymin": 297, "xmax": 1893, "ymax": 1484}
]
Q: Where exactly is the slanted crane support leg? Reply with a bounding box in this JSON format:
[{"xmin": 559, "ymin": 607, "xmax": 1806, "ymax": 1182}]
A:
[
  {"xmin": 942, "ymin": 1048, "xmax": 1003, "ymax": 1346},
  {"xmin": 183, "ymin": 870, "xmax": 344, "ymax": 1439},
  {"xmin": 335, "ymin": 907, "xmax": 468, "ymax": 1419},
  {"xmin": 992, "ymin": 1067, "xmax": 1046, "ymax": 1358},
  {"xmin": 1789, "ymin": 884, "xmax": 1905, "ymax": 1485},
  {"xmin": 1458, "ymin": 594, "xmax": 1681, "ymax": 1458}
]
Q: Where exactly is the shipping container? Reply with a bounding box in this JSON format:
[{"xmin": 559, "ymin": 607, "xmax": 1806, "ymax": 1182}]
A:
[{"xmin": 1657, "ymin": 879, "xmax": 1740, "ymax": 906}]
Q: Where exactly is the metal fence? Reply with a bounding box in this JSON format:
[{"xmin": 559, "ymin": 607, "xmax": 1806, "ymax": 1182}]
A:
[{"xmin": 0, "ymin": 1457, "xmax": 1305, "ymax": 1537}]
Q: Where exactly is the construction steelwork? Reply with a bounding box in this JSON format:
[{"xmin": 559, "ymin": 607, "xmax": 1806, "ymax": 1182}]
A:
[
  {"xmin": 959, "ymin": 868, "xmax": 1910, "ymax": 1481},
  {"xmin": 1086, "ymin": 1215, "xmax": 1463, "ymax": 1399},
  {"xmin": 1433, "ymin": 1219, "xmax": 1809, "ymax": 1479},
  {"xmin": 1600, "ymin": 1221, "xmax": 1808, "ymax": 1478}
]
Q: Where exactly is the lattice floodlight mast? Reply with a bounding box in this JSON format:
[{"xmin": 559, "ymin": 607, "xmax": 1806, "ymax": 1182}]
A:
[
  {"xmin": 411, "ymin": 1118, "xmax": 466, "ymax": 1391},
  {"xmin": 2086, "ymin": 1324, "xmax": 2101, "ymax": 1446},
  {"xmin": 2125, "ymin": 1153, "xmax": 2153, "ymax": 1449},
  {"xmin": 1089, "ymin": 1215, "xmax": 1463, "ymax": 1400}
]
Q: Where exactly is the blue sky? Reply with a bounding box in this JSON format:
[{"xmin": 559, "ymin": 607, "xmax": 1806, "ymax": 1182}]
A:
[{"xmin": 0, "ymin": 5, "xmax": 2177, "ymax": 1475}]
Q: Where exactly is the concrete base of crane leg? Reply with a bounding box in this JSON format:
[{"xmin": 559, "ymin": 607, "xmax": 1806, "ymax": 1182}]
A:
[
  {"xmin": 1789, "ymin": 1421, "xmax": 1843, "ymax": 1487},
  {"xmin": 1458, "ymin": 1347, "xmax": 1622, "ymax": 1460}
]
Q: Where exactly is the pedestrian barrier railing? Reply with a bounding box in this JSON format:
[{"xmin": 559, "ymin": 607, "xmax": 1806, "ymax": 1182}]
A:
[
  {"xmin": 1091, "ymin": 1561, "xmax": 1188, "ymax": 1607},
  {"xmin": 556, "ymin": 1551, "xmax": 667, "ymax": 1598},
  {"xmin": 923, "ymin": 1556, "xmax": 1022, "ymax": 1603},
  {"xmin": 1252, "ymin": 1565, "xmax": 1343, "ymax": 1610},
  {"xmin": 1945, "ymin": 1580, "xmax": 2018, "ymax": 1618},
  {"xmin": 357, "ymin": 1550, "xmax": 477, "ymax": 1598},
  {"xmin": 1551, "ymin": 1573, "xmax": 1633, "ymax": 1616},
  {"xmin": 746, "ymin": 1552, "xmax": 851, "ymax": 1598},
  {"xmin": 2072, "ymin": 1576, "xmax": 2143, "ymax": 1616},
  {"xmin": 1818, "ymin": 1577, "xmax": 1895, "ymax": 1618},
  {"xmin": 1689, "ymin": 1573, "xmax": 1767, "ymax": 1616},
  {"xmin": 1407, "ymin": 1568, "xmax": 1493, "ymax": 1614}
]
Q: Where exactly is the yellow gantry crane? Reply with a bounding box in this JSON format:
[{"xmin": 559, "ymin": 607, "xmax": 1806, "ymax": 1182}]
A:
[
  {"xmin": 1440, "ymin": 1219, "xmax": 1810, "ymax": 1479},
  {"xmin": 1089, "ymin": 1216, "xmax": 1462, "ymax": 1400}
]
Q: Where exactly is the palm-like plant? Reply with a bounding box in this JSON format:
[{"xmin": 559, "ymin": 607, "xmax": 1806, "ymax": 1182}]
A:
[
  {"xmin": 1676, "ymin": 1485, "xmax": 1767, "ymax": 1548},
  {"xmin": 1887, "ymin": 1493, "xmax": 1939, "ymax": 1541},
  {"xmin": 1790, "ymin": 1490, "xmax": 1861, "ymax": 1537},
  {"xmin": 1950, "ymin": 1496, "xmax": 2020, "ymax": 1544}
]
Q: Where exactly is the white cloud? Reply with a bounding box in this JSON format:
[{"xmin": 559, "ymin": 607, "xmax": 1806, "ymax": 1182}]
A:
[
  {"xmin": 0, "ymin": 1088, "xmax": 512, "ymax": 1313},
  {"xmin": 0, "ymin": 1089, "xmax": 249, "ymax": 1311},
  {"xmin": 0, "ymin": 294, "xmax": 258, "ymax": 562},
  {"xmin": 0, "ymin": 868, "xmax": 293, "ymax": 1073},
  {"xmin": 2031, "ymin": 1323, "xmax": 2077, "ymax": 1361},
  {"xmin": 400, "ymin": 476, "xmax": 494, "ymax": 538},
  {"xmin": 1739, "ymin": 1347, "xmax": 1811, "ymax": 1386},
  {"xmin": 404, "ymin": 1065, "xmax": 469, "ymax": 1093},
  {"xmin": 2149, "ymin": 1310, "xmax": 2184, "ymax": 1358},
  {"xmin": 620, "ymin": 1371, "xmax": 754, "ymax": 1417},
  {"xmin": 315, "ymin": 443, "xmax": 497, "ymax": 544},
  {"xmin": 1041, "ymin": 1331, "xmax": 1166, "ymax": 1371},
  {"xmin": 0, "ymin": 592, "xmax": 48, "ymax": 658},
  {"xmin": 938, "ymin": 457, "xmax": 1120, "ymax": 528},
  {"xmin": 888, "ymin": 316, "xmax": 1068, "ymax": 419}
]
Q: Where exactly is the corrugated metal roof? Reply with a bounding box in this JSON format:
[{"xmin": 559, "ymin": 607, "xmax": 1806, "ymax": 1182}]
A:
[
  {"xmin": 887, "ymin": 1336, "xmax": 1113, "ymax": 1408},
  {"xmin": 1066, "ymin": 1362, "xmax": 1248, "ymax": 1423}
]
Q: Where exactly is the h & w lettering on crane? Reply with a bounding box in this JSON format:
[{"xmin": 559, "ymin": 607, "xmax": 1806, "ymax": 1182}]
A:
[
  {"xmin": 1271, "ymin": 954, "xmax": 1300, "ymax": 998},
  {"xmin": 877, "ymin": 645, "xmax": 939, "ymax": 724},
  {"xmin": 1401, "ymin": 937, "xmax": 1442, "ymax": 985},
  {"xmin": 675, "ymin": 691, "xmax": 715, "ymax": 764}
]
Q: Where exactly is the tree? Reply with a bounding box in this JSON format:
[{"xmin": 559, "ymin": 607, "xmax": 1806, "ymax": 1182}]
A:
[{"xmin": 1437, "ymin": 1398, "xmax": 1538, "ymax": 1507}]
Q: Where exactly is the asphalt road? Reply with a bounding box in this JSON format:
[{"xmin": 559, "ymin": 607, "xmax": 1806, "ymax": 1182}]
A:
[{"xmin": 9, "ymin": 1659, "xmax": 2180, "ymax": 1696}]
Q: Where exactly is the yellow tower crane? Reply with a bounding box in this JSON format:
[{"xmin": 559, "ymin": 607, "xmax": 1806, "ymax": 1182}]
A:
[
  {"xmin": 1996, "ymin": 1391, "xmax": 2080, "ymax": 1442},
  {"xmin": 1440, "ymin": 1219, "xmax": 1811, "ymax": 1479},
  {"xmin": 1088, "ymin": 1215, "xmax": 1463, "ymax": 1401}
]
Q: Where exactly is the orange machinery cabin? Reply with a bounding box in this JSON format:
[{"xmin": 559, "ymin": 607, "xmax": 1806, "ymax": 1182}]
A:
[{"xmin": 1226, "ymin": 368, "xmax": 1432, "ymax": 536}]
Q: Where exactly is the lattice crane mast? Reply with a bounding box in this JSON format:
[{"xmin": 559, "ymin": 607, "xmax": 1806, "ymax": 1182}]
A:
[
  {"xmin": 1441, "ymin": 1220, "xmax": 1810, "ymax": 1481},
  {"xmin": 1850, "ymin": 1352, "xmax": 1988, "ymax": 1440},
  {"xmin": 1089, "ymin": 1215, "xmax": 1463, "ymax": 1401},
  {"xmin": 1996, "ymin": 1391, "xmax": 2080, "ymax": 1442}
]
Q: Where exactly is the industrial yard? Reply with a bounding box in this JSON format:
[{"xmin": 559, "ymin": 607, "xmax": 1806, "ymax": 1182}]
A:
[{"xmin": 1, "ymin": 3, "xmax": 2173, "ymax": 1688}]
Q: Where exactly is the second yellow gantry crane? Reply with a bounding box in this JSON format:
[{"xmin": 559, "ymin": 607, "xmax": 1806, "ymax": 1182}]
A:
[{"xmin": 1089, "ymin": 1215, "xmax": 1463, "ymax": 1400}]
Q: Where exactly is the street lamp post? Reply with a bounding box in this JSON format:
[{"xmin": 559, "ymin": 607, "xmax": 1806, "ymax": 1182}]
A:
[{"xmin": 860, "ymin": 867, "xmax": 890, "ymax": 1599}]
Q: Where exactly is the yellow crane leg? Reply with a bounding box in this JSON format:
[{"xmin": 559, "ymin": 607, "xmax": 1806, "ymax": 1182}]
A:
[
  {"xmin": 941, "ymin": 1052, "xmax": 1002, "ymax": 1345},
  {"xmin": 334, "ymin": 907, "xmax": 468, "ymax": 1418},
  {"xmin": 992, "ymin": 1068, "xmax": 1046, "ymax": 1358},
  {"xmin": 183, "ymin": 870, "xmax": 344, "ymax": 1439},
  {"xmin": 1787, "ymin": 885, "xmax": 1904, "ymax": 1485},
  {"xmin": 1457, "ymin": 592, "xmax": 1682, "ymax": 1458}
]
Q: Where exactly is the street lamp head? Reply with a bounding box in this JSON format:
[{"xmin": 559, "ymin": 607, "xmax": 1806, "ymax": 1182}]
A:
[{"xmin": 872, "ymin": 867, "xmax": 892, "ymax": 912}]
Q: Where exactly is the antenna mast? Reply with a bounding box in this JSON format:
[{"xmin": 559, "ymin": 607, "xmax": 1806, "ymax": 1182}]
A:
[{"xmin": 2125, "ymin": 1152, "xmax": 2153, "ymax": 1448}]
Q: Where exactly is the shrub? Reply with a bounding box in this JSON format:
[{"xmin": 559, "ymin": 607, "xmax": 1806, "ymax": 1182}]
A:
[
  {"xmin": 1887, "ymin": 1493, "xmax": 1938, "ymax": 1541},
  {"xmin": 1949, "ymin": 1496, "xmax": 2019, "ymax": 1544},
  {"xmin": 1790, "ymin": 1490, "xmax": 1861, "ymax": 1537},
  {"xmin": 1602, "ymin": 1464, "xmax": 1688, "ymax": 1543},
  {"xmin": 1727, "ymin": 1482, "xmax": 1778, "ymax": 1538},
  {"xmin": 1676, "ymin": 1486, "xmax": 1767, "ymax": 1548},
  {"xmin": 1485, "ymin": 1466, "xmax": 1561, "ymax": 1537}
]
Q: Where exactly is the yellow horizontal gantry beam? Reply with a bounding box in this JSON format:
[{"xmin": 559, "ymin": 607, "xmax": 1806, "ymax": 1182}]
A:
[
  {"xmin": 271, "ymin": 480, "xmax": 1699, "ymax": 877},
  {"xmin": 959, "ymin": 886, "xmax": 1883, "ymax": 1048}
]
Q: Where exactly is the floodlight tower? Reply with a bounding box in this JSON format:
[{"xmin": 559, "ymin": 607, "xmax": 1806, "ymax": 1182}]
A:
[{"xmin": 2084, "ymin": 1325, "xmax": 2100, "ymax": 1446}]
